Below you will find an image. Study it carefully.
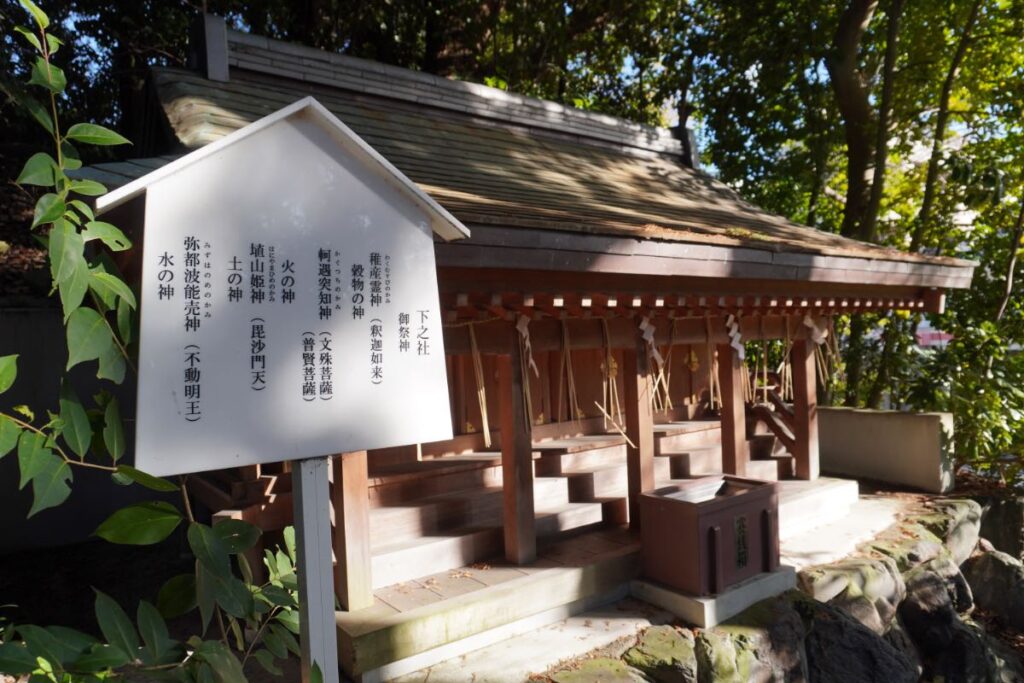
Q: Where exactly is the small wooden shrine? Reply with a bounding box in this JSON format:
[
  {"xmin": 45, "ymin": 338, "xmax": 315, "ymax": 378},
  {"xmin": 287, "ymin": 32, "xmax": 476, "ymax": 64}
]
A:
[{"xmin": 80, "ymin": 16, "xmax": 976, "ymax": 680}]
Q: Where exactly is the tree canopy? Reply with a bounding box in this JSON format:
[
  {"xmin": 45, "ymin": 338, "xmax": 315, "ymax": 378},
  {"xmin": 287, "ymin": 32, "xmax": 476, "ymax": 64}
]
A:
[{"xmin": 3, "ymin": 0, "xmax": 1024, "ymax": 480}]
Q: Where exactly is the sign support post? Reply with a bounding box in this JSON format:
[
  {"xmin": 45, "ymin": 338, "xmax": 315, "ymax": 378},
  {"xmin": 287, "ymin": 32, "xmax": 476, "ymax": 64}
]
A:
[{"xmin": 293, "ymin": 455, "xmax": 340, "ymax": 683}]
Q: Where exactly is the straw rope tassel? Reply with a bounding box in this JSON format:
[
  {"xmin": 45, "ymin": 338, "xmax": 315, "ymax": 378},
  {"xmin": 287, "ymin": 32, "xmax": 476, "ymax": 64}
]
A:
[
  {"xmin": 561, "ymin": 320, "xmax": 582, "ymax": 422},
  {"xmin": 661, "ymin": 317, "xmax": 676, "ymax": 411},
  {"xmin": 519, "ymin": 334, "xmax": 535, "ymax": 432},
  {"xmin": 600, "ymin": 319, "xmax": 617, "ymax": 429},
  {"xmin": 468, "ymin": 323, "xmax": 491, "ymax": 448},
  {"xmin": 761, "ymin": 340, "xmax": 769, "ymax": 402},
  {"xmin": 515, "ymin": 315, "xmax": 540, "ymax": 432},
  {"xmin": 759, "ymin": 315, "xmax": 768, "ymax": 403},
  {"xmin": 704, "ymin": 314, "xmax": 721, "ymax": 410},
  {"xmin": 556, "ymin": 342, "xmax": 566, "ymax": 423}
]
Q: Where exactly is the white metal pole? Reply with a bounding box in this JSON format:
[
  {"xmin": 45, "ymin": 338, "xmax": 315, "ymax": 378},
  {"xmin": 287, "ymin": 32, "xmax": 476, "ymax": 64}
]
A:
[{"xmin": 292, "ymin": 455, "xmax": 340, "ymax": 683}]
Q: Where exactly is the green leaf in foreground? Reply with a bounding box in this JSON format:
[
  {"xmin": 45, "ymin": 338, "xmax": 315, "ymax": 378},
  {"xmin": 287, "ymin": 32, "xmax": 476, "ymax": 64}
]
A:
[
  {"xmin": 95, "ymin": 501, "xmax": 182, "ymax": 545},
  {"xmin": 157, "ymin": 574, "xmax": 196, "ymax": 618},
  {"xmin": 19, "ymin": 0, "xmax": 50, "ymax": 30},
  {"xmin": 188, "ymin": 523, "xmax": 231, "ymax": 578},
  {"xmin": 94, "ymin": 590, "xmax": 139, "ymax": 661},
  {"xmin": 20, "ymin": 94, "xmax": 53, "ymax": 135},
  {"xmin": 73, "ymin": 643, "xmax": 131, "ymax": 672},
  {"xmin": 97, "ymin": 342, "xmax": 126, "ymax": 384},
  {"xmin": 117, "ymin": 296, "xmax": 132, "ymax": 344},
  {"xmin": 14, "ymin": 25, "xmax": 43, "ymax": 54},
  {"xmin": 0, "ymin": 354, "xmax": 17, "ymax": 394},
  {"xmin": 202, "ymin": 567, "xmax": 253, "ymax": 619},
  {"xmin": 57, "ymin": 251, "xmax": 89, "ymax": 321},
  {"xmin": 66, "ymin": 307, "xmax": 113, "ymax": 371},
  {"xmin": 103, "ymin": 398, "xmax": 124, "ymax": 461},
  {"xmin": 17, "ymin": 430, "xmax": 54, "ymax": 489},
  {"xmin": 0, "ymin": 641, "xmax": 37, "ymax": 675},
  {"xmin": 29, "ymin": 57, "xmax": 65, "ymax": 94},
  {"xmin": 212, "ymin": 519, "xmax": 260, "ymax": 554},
  {"xmin": 89, "ymin": 271, "xmax": 137, "ymax": 309},
  {"xmin": 114, "ymin": 464, "xmax": 179, "ymax": 491},
  {"xmin": 59, "ymin": 384, "xmax": 91, "ymax": 459},
  {"xmin": 32, "ymin": 192, "xmax": 64, "ymax": 228},
  {"xmin": 253, "ymin": 649, "xmax": 282, "ymax": 676},
  {"xmin": 48, "ymin": 219, "xmax": 84, "ymax": 283},
  {"xmin": 68, "ymin": 178, "xmax": 107, "ymax": 196},
  {"xmin": 82, "ymin": 221, "xmax": 131, "ymax": 252},
  {"xmin": 16, "ymin": 152, "xmax": 57, "ymax": 186},
  {"xmin": 137, "ymin": 600, "xmax": 174, "ymax": 665},
  {"xmin": 0, "ymin": 416, "xmax": 21, "ymax": 458},
  {"xmin": 193, "ymin": 640, "xmax": 245, "ymax": 683},
  {"xmin": 66, "ymin": 123, "xmax": 130, "ymax": 146},
  {"xmin": 28, "ymin": 456, "xmax": 72, "ymax": 517}
]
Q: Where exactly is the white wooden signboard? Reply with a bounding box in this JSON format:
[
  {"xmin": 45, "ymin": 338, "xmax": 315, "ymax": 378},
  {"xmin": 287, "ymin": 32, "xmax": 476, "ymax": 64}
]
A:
[
  {"xmin": 99, "ymin": 98, "xmax": 467, "ymax": 478},
  {"xmin": 96, "ymin": 98, "xmax": 469, "ymax": 683}
]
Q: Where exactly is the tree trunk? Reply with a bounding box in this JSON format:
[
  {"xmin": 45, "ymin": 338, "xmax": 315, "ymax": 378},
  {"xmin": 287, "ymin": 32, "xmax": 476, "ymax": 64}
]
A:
[
  {"xmin": 995, "ymin": 201, "xmax": 1024, "ymax": 322},
  {"xmin": 909, "ymin": 0, "xmax": 984, "ymax": 251},
  {"xmin": 844, "ymin": 315, "xmax": 869, "ymax": 406},
  {"xmin": 826, "ymin": 0, "xmax": 879, "ymax": 239},
  {"xmin": 862, "ymin": 0, "xmax": 904, "ymax": 244}
]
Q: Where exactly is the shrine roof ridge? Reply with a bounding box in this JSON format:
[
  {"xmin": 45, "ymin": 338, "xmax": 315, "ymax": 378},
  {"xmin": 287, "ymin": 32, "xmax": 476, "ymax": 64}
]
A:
[
  {"xmin": 225, "ymin": 29, "xmax": 686, "ymax": 158},
  {"xmin": 96, "ymin": 96, "xmax": 470, "ymax": 242}
]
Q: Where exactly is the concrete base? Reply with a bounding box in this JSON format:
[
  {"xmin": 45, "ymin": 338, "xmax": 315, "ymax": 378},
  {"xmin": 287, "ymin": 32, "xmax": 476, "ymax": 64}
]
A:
[
  {"xmin": 392, "ymin": 597, "xmax": 675, "ymax": 683},
  {"xmin": 781, "ymin": 496, "xmax": 909, "ymax": 569},
  {"xmin": 778, "ymin": 477, "xmax": 859, "ymax": 540},
  {"xmin": 819, "ymin": 407, "xmax": 955, "ymax": 493},
  {"xmin": 629, "ymin": 565, "xmax": 797, "ymax": 628},
  {"xmin": 366, "ymin": 586, "xmax": 629, "ymax": 682}
]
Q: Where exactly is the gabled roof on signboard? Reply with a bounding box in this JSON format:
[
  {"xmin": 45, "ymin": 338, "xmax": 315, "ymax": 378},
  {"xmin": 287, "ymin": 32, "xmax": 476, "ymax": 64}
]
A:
[
  {"xmin": 96, "ymin": 96, "xmax": 470, "ymax": 242},
  {"xmin": 79, "ymin": 26, "xmax": 976, "ymax": 288}
]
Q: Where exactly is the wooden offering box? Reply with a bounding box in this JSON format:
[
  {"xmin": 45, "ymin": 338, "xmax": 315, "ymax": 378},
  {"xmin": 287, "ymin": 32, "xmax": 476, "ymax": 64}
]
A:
[{"xmin": 640, "ymin": 476, "xmax": 779, "ymax": 596}]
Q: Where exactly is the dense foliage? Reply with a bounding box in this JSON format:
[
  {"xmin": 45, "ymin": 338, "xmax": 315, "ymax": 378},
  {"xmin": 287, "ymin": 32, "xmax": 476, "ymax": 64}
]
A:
[
  {"xmin": 0, "ymin": 0, "xmax": 1021, "ymax": 584},
  {"xmin": 1, "ymin": 3, "xmax": 303, "ymax": 679}
]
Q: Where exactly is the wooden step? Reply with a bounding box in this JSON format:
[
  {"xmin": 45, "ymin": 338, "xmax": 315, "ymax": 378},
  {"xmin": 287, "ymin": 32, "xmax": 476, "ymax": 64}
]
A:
[
  {"xmin": 371, "ymin": 527, "xmax": 501, "ymax": 588},
  {"xmin": 532, "ymin": 435, "xmax": 626, "ymax": 454},
  {"xmin": 562, "ymin": 463, "xmax": 628, "ymax": 501},
  {"xmin": 369, "ymin": 500, "xmax": 608, "ymax": 588},
  {"xmin": 340, "ymin": 531, "xmax": 641, "ymax": 679},
  {"xmin": 654, "ymin": 421, "xmax": 722, "ymax": 455},
  {"xmin": 369, "ymin": 456, "xmax": 504, "ymax": 507},
  {"xmin": 745, "ymin": 432, "xmax": 774, "ymax": 458},
  {"xmin": 535, "ymin": 501, "xmax": 607, "ymax": 537},
  {"xmin": 370, "ymin": 478, "xmax": 571, "ymax": 545},
  {"xmin": 663, "ymin": 446, "xmax": 723, "ymax": 478},
  {"xmin": 762, "ymin": 451, "xmax": 795, "ymax": 480},
  {"xmin": 745, "ymin": 458, "xmax": 780, "ymax": 482},
  {"xmin": 534, "ymin": 443, "xmax": 626, "ymax": 475}
]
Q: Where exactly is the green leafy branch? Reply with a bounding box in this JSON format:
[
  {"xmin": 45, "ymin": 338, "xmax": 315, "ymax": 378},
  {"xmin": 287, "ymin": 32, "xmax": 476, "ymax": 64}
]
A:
[
  {"xmin": 1, "ymin": 3, "xmax": 300, "ymax": 680},
  {"xmin": 2, "ymin": 0, "xmax": 140, "ymax": 518}
]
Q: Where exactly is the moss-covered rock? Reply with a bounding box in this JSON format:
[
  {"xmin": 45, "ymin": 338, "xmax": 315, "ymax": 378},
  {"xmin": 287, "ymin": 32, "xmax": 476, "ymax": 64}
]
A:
[
  {"xmin": 883, "ymin": 616, "xmax": 923, "ymax": 679},
  {"xmin": 923, "ymin": 618, "xmax": 1024, "ymax": 682},
  {"xmin": 975, "ymin": 495, "xmax": 1024, "ymax": 561},
  {"xmin": 550, "ymin": 657, "xmax": 648, "ymax": 683},
  {"xmin": 862, "ymin": 522, "xmax": 945, "ymax": 572},
  {"xmin": 791, "ymin": 593, "xmax": 918, "ymax": 683},
  {"xmin": 963, "ymin": 550, "xmax": 1024, "ymax": 630},
  {"xmin": 623, "ymin": 625, "xmax": 697, "ymax": 683},
  {"xmin": 797, "ymin": 556, "xmax": 905, "ymax": 633},
  {"xmin": 694, "ymin": 629, "xmax": 763, "ymax": 683},
  {"xmin": 914, "ymin": 498, "xmax": 982, "ymax": 565},
  {"xmin": 898, "ymin": 564, "xmax": 963, "ymax": 656}
]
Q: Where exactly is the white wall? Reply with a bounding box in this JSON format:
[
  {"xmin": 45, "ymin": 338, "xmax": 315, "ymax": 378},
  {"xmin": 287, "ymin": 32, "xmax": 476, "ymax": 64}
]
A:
[{"xmin": 819, "ymin": 407, "xmax": 954, "ymax": 493}]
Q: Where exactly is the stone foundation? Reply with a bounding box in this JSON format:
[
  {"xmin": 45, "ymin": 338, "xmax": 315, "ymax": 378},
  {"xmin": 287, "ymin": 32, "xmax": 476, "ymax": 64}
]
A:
[{"xmin": 547, "ymin": 496, "xmax": 1024, "ymax": 683}]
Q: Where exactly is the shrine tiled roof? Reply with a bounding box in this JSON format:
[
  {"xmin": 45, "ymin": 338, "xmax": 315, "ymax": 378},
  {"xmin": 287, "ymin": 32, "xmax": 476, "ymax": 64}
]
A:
[{"xmin": 79, "ymin": 29, "xmax": 974, "ymax": 288}]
